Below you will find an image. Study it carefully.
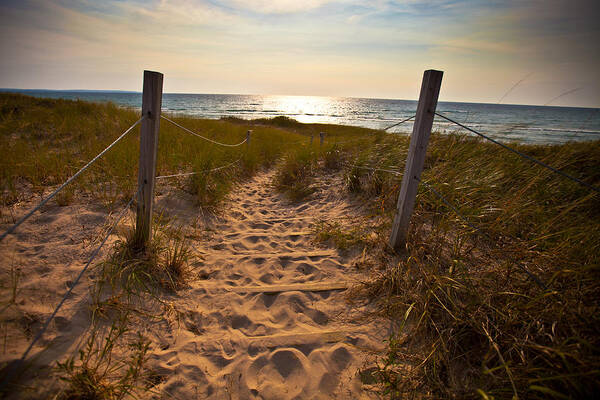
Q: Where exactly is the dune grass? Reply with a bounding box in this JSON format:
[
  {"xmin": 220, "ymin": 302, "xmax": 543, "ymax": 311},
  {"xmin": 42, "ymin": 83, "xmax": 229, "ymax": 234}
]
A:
[
  {"xmin": 0, "ymin": 94, "xmax": 379, "ymax": 213},
  {"xmin": 306, "ymin": 133, "xmax": 600, "ymax": 399},
  {"xmin": 2, "ymin": 93, "xmax": 599, "ymax": 398}
]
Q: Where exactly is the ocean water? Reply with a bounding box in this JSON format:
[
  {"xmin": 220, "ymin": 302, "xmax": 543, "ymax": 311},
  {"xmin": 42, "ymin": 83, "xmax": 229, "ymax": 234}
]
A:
[{"xmin": 5, "ymin": 90, "xmax": 600, "ymax": 145}]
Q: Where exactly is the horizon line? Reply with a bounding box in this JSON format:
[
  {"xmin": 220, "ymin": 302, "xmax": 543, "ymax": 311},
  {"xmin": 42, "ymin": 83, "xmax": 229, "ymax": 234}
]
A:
[{"xmin": 1, "ymin": 88, "xmax": 598, "ymax": 110}]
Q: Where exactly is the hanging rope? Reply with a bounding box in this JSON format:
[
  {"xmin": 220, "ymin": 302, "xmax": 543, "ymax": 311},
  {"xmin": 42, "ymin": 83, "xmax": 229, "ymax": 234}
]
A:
[
  {"xmin": 383, "ymin": 115, "xmax": 415, "ymax": 131},
  {"xmin": 161, "ymin": 116, "xmax": 248, "ymax": 147},
  {"xmin": 435, "ymin": 112, "xmax": 599, "ymax": 194},
  {"xmin": 0, "ymin": 116, "xmax": 144, "ymax": 243},
  {"xmin": 156, "ymin": 158, "xmax": 242, "ymax": 180}
]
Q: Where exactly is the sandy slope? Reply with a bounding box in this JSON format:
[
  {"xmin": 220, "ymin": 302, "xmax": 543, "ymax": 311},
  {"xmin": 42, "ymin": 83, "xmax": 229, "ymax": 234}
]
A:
[
  {"xmin": 0, "ymin": 195, "xmax": 125, "ymax": 395},
  {"xmin": 149, "ymin": 170, "xmax": 387, "ymax": 399},
  {"xmin": 0, "ymin": 169, "xmax": 388, "ymax": 399}
]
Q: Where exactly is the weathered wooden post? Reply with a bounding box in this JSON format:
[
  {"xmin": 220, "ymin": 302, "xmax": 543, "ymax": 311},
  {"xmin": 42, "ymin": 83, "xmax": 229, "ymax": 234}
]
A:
[
  {"xmin": 319, "ymin": 132, "xmax": 324, "ymax": 146},
  {"xmin": 310, "ymin": 133, "xmax": 314, "ymax": 145},
  {"xmin": 135, "ymin": 70, "xmax": 163, "ymax": 246},
  {"xmin": 246, "ymin": 130, "xmax": 252, "ymax": 149},
  {"xmin": 389, "ymin": 69, "xmax": 443, "ymax": 250}
]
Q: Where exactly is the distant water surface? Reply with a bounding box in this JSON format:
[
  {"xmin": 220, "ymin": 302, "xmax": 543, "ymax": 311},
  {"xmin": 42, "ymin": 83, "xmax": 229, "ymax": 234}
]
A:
[{"xmin": 4, "ymin": 90, "xmax": 600, "ymax": 144}]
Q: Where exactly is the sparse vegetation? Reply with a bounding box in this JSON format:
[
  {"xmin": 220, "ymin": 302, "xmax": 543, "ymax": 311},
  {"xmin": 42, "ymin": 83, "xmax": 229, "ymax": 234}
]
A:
[
  {"xmin": 56, "ymin": 319, "xmax": 150, "ymax": 400},
  {"xmin": 312, "ymin": 220, "xmax": 371, "ymax": 251}
]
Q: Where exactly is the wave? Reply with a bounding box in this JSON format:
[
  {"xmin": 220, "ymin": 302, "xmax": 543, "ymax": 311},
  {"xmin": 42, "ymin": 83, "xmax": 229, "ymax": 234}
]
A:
[
  {"xmin": 224, "ymin": 109, "xmax": 263, "ymax": 113},
  {"xmin": 516, "ymin": 126, "xmax": 600, "ymax": 135}
]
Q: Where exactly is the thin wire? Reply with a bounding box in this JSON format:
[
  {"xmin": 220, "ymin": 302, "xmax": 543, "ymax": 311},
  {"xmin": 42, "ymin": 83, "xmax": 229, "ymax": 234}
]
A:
[
  {"xmin": 435, "ymin": 112, "xmax": 600, "ymax": 194},
  {"xmin": 15, "ymin": 187, "xmax": 139, "ymax": 366},
  {"xmin": 161, "ymin": 115, "xmax": 248, "ymax": 147},
  {"xmin": 384, "ymin": 115, "xmax": 415, "ymax": 131},
  {"xmin": 0, "ymin": 116, "xmax": 144, "ymax": 243},
  {"xmin": 415, "ymin": 176, "xmax": 548, "ymax": 290},
  {"xmin": 156, "ymin": 157, "xmax": 242, "ymax": 180}
]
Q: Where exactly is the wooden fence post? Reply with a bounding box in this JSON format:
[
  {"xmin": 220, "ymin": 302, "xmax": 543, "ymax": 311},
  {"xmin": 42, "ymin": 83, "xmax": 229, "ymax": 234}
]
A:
[
  {"xmin": 319, "ymin": 132, "xmax": 324, "ymax": 146},
  {"xmin": 389, "ymin": 69, "xmax": 443, "ymax": 250},
  {"xmin": 246, "ymin": 130, "xmax": 252, "ymax": 148},
  {"xmin": 135, "ymin": 70, "xmax": 163, "ymax": 246},
  {"xmin": 310, "ymin": 133, "xmax": 314, "ymax": 145}
]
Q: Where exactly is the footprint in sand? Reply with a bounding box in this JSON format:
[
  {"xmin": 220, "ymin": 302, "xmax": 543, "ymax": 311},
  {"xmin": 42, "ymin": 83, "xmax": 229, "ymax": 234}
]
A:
[{"xmin": 144, "ymin": 170, "xmax": 386, "ymax": 399}]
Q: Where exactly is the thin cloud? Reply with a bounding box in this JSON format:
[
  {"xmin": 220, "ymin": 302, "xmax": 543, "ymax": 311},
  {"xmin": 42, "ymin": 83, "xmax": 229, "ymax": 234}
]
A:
[{"xmin": 218, "ymin": 0, "xmax": 334, "ymax": 14}]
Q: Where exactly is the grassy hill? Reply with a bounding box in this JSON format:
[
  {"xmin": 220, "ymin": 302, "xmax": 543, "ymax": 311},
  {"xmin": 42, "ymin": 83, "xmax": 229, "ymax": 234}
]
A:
[{"xmin": 1, "ymin": 93, "xmax": 598, "ymax": 398}]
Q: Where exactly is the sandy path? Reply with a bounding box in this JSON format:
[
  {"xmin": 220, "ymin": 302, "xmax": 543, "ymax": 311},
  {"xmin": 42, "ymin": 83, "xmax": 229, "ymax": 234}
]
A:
[
  {"xmin": 0, "ymin": 169, "xmax": 387, "ymax": 398},
  {"xmin": 149, "ymin": 170, "xmax": 387, "ymax": 399}
]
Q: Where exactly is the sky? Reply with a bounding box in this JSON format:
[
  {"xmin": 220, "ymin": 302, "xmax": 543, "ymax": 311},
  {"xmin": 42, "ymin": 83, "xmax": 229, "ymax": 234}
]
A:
[{"xmin": 0, "ymin": 0, "xmax": 599, "ymax": 107}]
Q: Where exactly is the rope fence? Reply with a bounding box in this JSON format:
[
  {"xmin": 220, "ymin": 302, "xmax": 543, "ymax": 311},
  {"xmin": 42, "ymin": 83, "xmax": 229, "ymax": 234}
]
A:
[
  {"xmin": 0, "ymin": 116, "xmax": 144, "ymax": 243},
  {"xmin": 161, "ymin": 115, "xmax": 249, "ymax": 147},
  {"xmin": 435, "ymin": 112, "xmax": 600, "ymax": 194},
  {"xmin": 383, "ymin": 115, "xmax": 415, "ymax": 131},
  {"xmin": 156, "ymin": 157, "xmax": 243, "ymax": 180}
]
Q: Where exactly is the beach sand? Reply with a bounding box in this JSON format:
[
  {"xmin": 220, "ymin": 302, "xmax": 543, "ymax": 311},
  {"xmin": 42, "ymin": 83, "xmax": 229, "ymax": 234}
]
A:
[{"xmin": 1, "ymin": 169, "xmax": 388, "ymax": 399}]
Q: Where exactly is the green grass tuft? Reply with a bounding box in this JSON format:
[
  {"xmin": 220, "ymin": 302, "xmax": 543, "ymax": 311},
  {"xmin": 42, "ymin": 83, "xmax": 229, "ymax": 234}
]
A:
[
  {"xmin": 273, "ymin": 147, "xmax": 318, "ymax": 201},
  {"xmin": 98, "ymin": 218, "xmax": 192, "ymax": 294}
]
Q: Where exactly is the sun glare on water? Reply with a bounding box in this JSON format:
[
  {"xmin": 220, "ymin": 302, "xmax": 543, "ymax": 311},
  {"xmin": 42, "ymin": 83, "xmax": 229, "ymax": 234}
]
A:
[{"xmin": 264, "ymin": 95, "xmax": 341, "ymax": 122}]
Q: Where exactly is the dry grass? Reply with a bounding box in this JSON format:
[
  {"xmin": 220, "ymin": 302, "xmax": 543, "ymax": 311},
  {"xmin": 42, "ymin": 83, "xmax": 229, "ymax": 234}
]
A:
[
  {"xmin": 269, "ymin": 126, "xmax": 600, "ymax": 398},
  {"xmin": 334, "ymin": 134, "xmax": 600, "ymax": 399},
  {"xmin": 279, "ymin": 128, "xmax": 600, "ymax": 398}
]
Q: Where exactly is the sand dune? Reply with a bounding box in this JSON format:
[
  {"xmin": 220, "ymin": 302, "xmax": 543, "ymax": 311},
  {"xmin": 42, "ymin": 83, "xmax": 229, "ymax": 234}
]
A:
[{"xmin": 0, "ymin": 169, "xmax": 387, "ymax": 399}]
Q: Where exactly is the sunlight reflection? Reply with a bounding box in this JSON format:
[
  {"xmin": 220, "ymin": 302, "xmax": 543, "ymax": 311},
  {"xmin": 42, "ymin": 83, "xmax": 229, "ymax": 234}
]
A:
[{"xmin": 264, "ymin": 95, "xmax": 338, "ymax": 123}]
